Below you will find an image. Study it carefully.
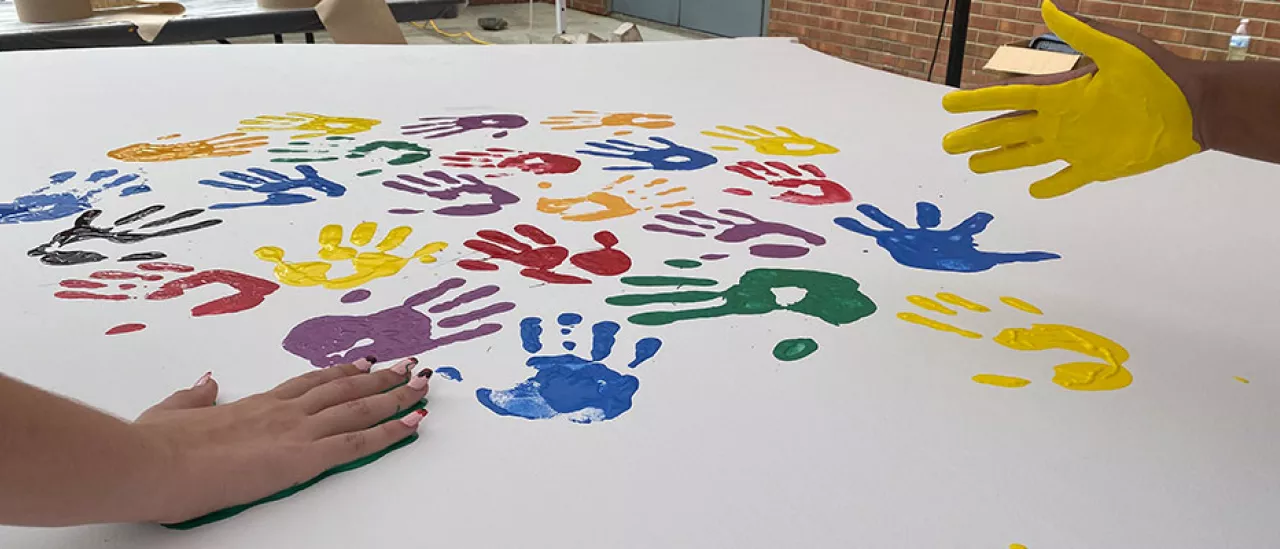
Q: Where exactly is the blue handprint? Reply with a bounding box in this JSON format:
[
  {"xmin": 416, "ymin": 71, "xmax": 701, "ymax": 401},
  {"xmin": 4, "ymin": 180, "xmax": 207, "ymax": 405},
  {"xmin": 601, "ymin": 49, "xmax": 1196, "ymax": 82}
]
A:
[
  {"xmin": 476, "ymin": 313, "xmax": 663, "ymax": 424},
  {"xmin": 833, "ymin": 202, "xmax": 1061, "ymax": 273},
  {"xmin": 0, "ymin": 169, "xmax": 149, "ymax": 225},
  {"xmin": 577, "ymin": 137, "xmax": 718, "ymax": 171},
  {"xmin": 197, "ymin": 165, "xmax": 345, "ymax": 209}
]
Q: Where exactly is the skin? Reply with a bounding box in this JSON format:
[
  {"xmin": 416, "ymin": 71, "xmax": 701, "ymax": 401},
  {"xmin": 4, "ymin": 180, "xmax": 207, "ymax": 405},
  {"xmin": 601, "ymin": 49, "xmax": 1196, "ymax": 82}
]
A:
[{"xmin": 0, "ymin": 359, "xmax": 429, "ymax": 526}]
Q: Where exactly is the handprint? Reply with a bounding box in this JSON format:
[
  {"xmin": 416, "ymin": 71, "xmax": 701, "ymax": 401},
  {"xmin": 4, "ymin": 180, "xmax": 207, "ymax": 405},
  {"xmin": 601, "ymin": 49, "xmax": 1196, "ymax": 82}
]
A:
[
  {"xmin": 898, "ymin": 292, "xmax": 1132, "ymax": 391},
  {"xmin": 476, "ymin": 314, "xmax": 662, "ymax": 423},
  {"xmin": 268, "ymin": 137, "xmax": 432, "ymax": 174},
  {"xmin": 456, "ymin": 224, "xmax": 631, "ymax": 284},
  {"xmin": 55, "ymin": 261, "xmax": 279, "ymax": 317},
  {"xmin": 382, "ymin": 170, "xmax": 519, "ymax": 216},
  {"xmin": 576, "ymin": 137, "xmax": 717, "ymax": 171},
  {"xmin": 833, "ymin": 202, "xmax": 1060, "ymax": 273},
  {"xmin": 643, "ymin": 208, "xmax": 826, "ymax": 259},
  {"xmin": 28, "ymin": 205, "xmax": 223, "ymax": 266},
  {"xmin": 254, "ymin": 222, "xmax": 448, "ymax": 290},
  {"xmin": 282, "ymin": 277, "xmax": 516, "ymax": 368},
  {"xmin": 1, "ymin": 169, "xmax": 150, "ymax": 224},
  {"xmin": 400, "ymin": 114, "xmax": 528, "ymax": 139},
  {"xmin": 536, "ymin": 174, "xmax": 693, "ymax": 222},
  {"xmin": 701, "ymin": 125, "xmax": 839, "ymax": 157},
  {"xmin": 198, "ymin": 165, "xmax": 345, "ymax": 209},
  {"xmin": 541, "ymin": 110, "xmax": 675, "ymax": 135},
  {"xmin": 107, "ymin": 132, "xmax": 269, "ymax": 162},
  {"xmin": 237, "ymin": 112, "xmax": 381, "ymax": 139},
  {"xmin": 723, "ymin": 161, "xmax": 852, "ymax": 205},
  {"xmin": 606, "ymin": 266, "xmax": 877, "ymax": 360},
  {"xmin": 439, "ymin": 148, "xmax": 581, "ymax": 176}
]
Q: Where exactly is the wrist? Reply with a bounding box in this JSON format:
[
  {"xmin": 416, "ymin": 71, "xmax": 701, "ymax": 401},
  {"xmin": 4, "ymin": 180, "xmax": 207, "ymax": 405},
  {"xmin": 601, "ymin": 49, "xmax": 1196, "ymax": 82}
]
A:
[{"xmin": 124, "ymin": 423, "xmax": 184, "ymax": 523}]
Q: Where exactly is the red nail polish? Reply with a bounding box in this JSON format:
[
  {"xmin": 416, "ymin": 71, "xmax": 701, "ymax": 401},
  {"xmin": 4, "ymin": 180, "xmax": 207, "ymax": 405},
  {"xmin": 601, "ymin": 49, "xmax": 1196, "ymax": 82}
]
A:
[
  {"xmin": 400, "ymin": 409, "xmax": 427, "ymax": 428},
  {"xmin": 193, "ymin": 372, "xmax": 212, "ymax": 388}
]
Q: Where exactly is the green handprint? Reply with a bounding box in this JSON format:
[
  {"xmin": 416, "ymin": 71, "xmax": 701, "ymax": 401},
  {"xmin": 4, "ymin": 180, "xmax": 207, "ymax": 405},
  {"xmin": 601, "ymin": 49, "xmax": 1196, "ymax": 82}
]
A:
[
  {"xmin": 606, "ymin": 266, "xmax": 877, "ymax": 360},
  {"xmin": 268, "ymin": 137, "xmax": 432, "ymax": 176}
]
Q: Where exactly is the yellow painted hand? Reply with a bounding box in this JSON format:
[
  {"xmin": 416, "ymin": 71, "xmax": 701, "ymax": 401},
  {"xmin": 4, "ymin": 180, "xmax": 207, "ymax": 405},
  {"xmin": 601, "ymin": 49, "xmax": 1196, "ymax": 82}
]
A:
[
  {"xmin": 237, "ymin": 112, "xmax": 381, "ymax": 140},
  {"xmin": 898, "ymin": 293, "xmax": 1133, "ymax": 391},
  {"xmin": 701, "ymin": 125, "xmax": 839, "ymax": 156},
  {"xmin": 254, "ymin": 222, "xmax": 448, "ymax": 290},
  {"xmin": 541, "ymin": 110, "xmax": 675, "ymax": 134},
  {"xmin": 107, "ymin": 133, "xmax": 268, "ymax": 162},
  {"xmin": 941, "ymin": 0, "xmax": 1201, "ymax": 199},
  {"xmin": 535, "ymin": 174, "xmax": 691, "ymax": 222}
]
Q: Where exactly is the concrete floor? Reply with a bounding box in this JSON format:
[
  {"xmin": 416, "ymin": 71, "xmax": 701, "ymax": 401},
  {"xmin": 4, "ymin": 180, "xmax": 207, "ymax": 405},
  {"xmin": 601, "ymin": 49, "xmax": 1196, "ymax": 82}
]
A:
[{"xmin": 219, "ymin": 3, "xmax": 708, "ymax": 46}]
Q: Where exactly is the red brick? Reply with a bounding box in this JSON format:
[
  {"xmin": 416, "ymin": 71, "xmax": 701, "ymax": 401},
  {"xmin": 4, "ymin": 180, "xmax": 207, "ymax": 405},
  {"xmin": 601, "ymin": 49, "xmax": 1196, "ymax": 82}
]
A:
[
  {"xmin": 873, "ymin": 1, "xmax": 906, "ymax": 15},
  {"xmin": 1243, "ymin": 1, "xmax": 1280, "ymax": 20},
  {"xmin": 901, "ymin": 30, "xmax": 938, "ymax": 46},
  {"xmin": 1120, "ymin": 5, "xmax": 1167, "ymax": 24},
  {"xmin": 1251, "ymin": 38, "xmax": 1280, "ymax": 56},
  {"xmin": 886, "ymin": 15, "xmax": 917, "ymax": 30},
  {"xmin": 1164, "ymin": 10, "xmax": 1214, "ymax": 29},
  {"xmin": 915, "ymin": 20, "xmax": 942, "ymax": 34},
  {"xmin": 971, "ymin": 14, "xmax": 1000, "ymax": 30},
  {"xmin": 1210, "ymin": 14, "xmax": 1242, "ymax": 32},
  {"xmin": 1191, "ymin": 0, "xmax": 1243, "ymax": 16},
  {"xmin": 860, "ymin": 11, "xmax": 888, "ymax": 25},
  {"xmin": 1139, "ymin": 24, "xmax": 1187, "ymax": 42},
  {"xmin": 1078, "ymin": 0, "xmax": 1122, "ymax": 18},
  {"xmin": 808, "ymin": 3, "xmax": 839, "ymax": 17},
  {"xmin": 1146, "ymin": 0, "xmax": 1193, "ymax": 9},
  {"xmin": 997, "ymin": 19, "xmax": 1035, "ymax": 36},
  {"xmin": 1267, "ymin": 22, "xmax": 1280, "ymax": 40},
  {"xmin": 1015, "ymin": 7, "xmax": 1042, "ymax": 22},
  {"xmin": 980, "ymin": 2, "xmax": 1019, "ymax": 18},
  {"xmin": 1164, "ymin": 43, "xmax": 1208, "ymax": 58},
  {"xmin": 902, "ymin": 5, "xmax": 942, "ymax": 21},
  {"xmin": 1183, "ymin": 29, "xmax": 1230, "ymax": 47}
]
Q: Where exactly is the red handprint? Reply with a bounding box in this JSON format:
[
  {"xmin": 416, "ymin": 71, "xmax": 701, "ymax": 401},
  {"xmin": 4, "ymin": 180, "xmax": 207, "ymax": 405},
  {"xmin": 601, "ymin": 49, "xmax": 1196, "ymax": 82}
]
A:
[
  {"xmin": 723, "ymin": 161, "xmax": 852, "ymax": 205},
  {"xmin": 439, "ymin": 148, "xmax": 581, "ymax": 177},
  {"xmin": 457, "ymin": 225, "xmax": 631, "ymax": 285},
  {"xmin": 55, "ymin": 262, "xmax": 280, "ymax": 317}
]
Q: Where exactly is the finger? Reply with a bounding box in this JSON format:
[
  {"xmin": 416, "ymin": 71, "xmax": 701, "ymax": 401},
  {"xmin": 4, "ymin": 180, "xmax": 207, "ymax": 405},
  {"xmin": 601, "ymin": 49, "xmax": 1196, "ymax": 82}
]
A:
[
  {"xmin": 776, "ymin": 126, "xmax": 803, "ymax": 138},
  {"xmin": 246, "ymin": 168, "xmax": 291, "ymax": 181},
  {"xmin": 410, "ymin": 241, "xmax": 448, "ymax": 262},
  {"xmin": 427, "ymin": 283, "xmax": 500, "ymax": 315},
  {"xmin": 745, "ymin": 125, "xmax": 778, "ymax": 136},
  {"xmin": 1029, "ymin": 165, "xmax": 1095, "ymax": 199},
  {"xmin": 915, "ymin": 202, "xmax": 943, "ymax": 228},
  {"xmin": 420, "ymin": 170, "xmax": 457, "ymax": 185},
  {"xmin": 725, "ymin": 162, "xmax": 769, "ymax": 180},
  {"xmin": 582, "ymin": 141, "xmax": 634, "ymax": 153},
  {"xmin": 764, "ymin": 161, "xmax": 802, "ymax": 176},
  {"xmin": 309, "ymin": 409, "xmax": 426, "ymax": 471},
  {"xmin": 514, "ymin": 224, "xmax": 557, "ymax": 245},
  {"xmin": 383, "ymin": 180, "xmax": 429, "ymax": 195},
  {"xmin": 948, "ymin": 212, "xmax": 995, "ymax": 236},
  {"xmin": 349, "ymin": 222, "xmax": 378, "ymax": 247},
  {"xmin": 144, "ymin": 372, "xmax": 218, "ymax": 414},
  {"xmin": 197, "ymin": 179, "xmax": 254, "ymax": 191},
  {"xmin": 1041, "ymin": 0, "xmax": 1130, "ymax": 66},
  {"xmin": 374, "ymin": 225, "xmax": 412, "ymax": 251},
  {"xmin": 475, "ymin": 229, "xmax": 532, "ymax": 252},
  {"xmin": 832, "ymin": 216, "xmax": 880, "ymax": 237},
  {"xmin": 856, "ymin": 204, "xmax": 909, "ymax": 231},
  {"xmin": 942, "ymin": 85, "xmax": 1043, "ymax": 114},
  {"xmin": 271, "ymin": 359, "xmax": 376, "ymax": 399},
  {"xmin": 647, "ymin": 137, "xmax": 679, "ymax": 148},
  {"xmin": 969, "ymin": 143, "xmax": 1058, "ymax": 173},
  {"xmin": 318, "ymin": 224, "xmax": 344, "ymax": 251},
  {"xmin": 306, "ymin": 361, "xmax": 430, "ymax": 438},
  {"xmin": 942, "ymin": 113, "xmax": 1040, "ymax": 154},
  {"xmin": 297, "ymin": 364, "xmax": 409, "ymax": 414},
  {"xmin": 700, "ymin": 131, "xmax": 747, "ymax": 142},
  {"xmin": 798, "ymin": 164, "xmax": 826, "ymax": 178},
  {"xmin": 221, "ymin": 171, "xmax": 269, "ymax": 185}
]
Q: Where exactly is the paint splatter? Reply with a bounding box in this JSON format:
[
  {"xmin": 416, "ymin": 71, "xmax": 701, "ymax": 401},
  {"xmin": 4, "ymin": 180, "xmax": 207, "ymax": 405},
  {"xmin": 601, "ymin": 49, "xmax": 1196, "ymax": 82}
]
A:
[
  {"xmin": 699, "ymin": 253, "xmax": 729, "ymax": 261},
  {"xmin": 702, "ymin": 125, "xmax": 839, "ymax": 156},
  {"xmin": 199, "ymin": 165, "xmax": 346, "ymax": 210},
  {"xmin": 357, "ymin": 169, "xmax": 383, "ymax": 177},
  {"xmin": 439, "ymin": 148, "xmax": 580, "ymax": 176},
  {"xmin": 401, "ymin": 114, "xmax": 527, "ymax": 139},
  {"xmin": 537, "ymin": 174, "xmax": 694, "ymax": 222},
  {"xmin": 383, "ymin": 170, "xmax": 519, "ymax": 217},
  {"xmin": 834, "ymin": 202, "xmax": 1060, "ymax": 273},
  {"xmin": 973, "ymin": 374, "xmax": 1031, "ymax": 388},
  {"xmin": 435, "ymin": 367, "xmax": 462, "ymax": 381},
  {"xmin": 388, "ymin": 208, "xmax": 423, "ymax": 215},
  {"xmin": 664, "ymin": 259, "xmax": 703, "ymax": 269},
  {"xmin": 457, "ymin": 225, "xmax": 631, "ymax": 284},
  {"xmin": 477, "ymin": 315, "xmax": 662, "ymax": 423},
  {"xmin": 1234, "ymin": 376, "xmax": 1250, "ymax": 384},
  {"xmin": 341, "ymin": 289, "xmax": 371, "ymax": 303},
  {"xmin": 56, "ymin": 262, "xmax": 279, "ymax": 317},
  {"xmin": 108, "ymin": 133, "xmax": 268, "ymax": 162},
  {"xmin": 643, "ymin": 208, "xmax": 826, "ymax": 259},
  {"xmin": 541, "ymin": 111, "xmax": 674, "ymax": 135},
  {"xmin": 0, "ymin": 170, "xmax": 150, "ymax": 225},
  {"xmin": 238, "ymin": 112, "xmax": 381, "ymax": 139},
  {"xmin": 773, "ymin": 338, "xmax": 819, "ymax": 361},
  {"xmin": 577, "ymin": 136, "xmax": 717, "ymax": 171},
  {"xmin": 255, "ymin": 222, "xmax": 448, "ymax": 290},
  {"xmin": 724, "ymin": 161, "xmax": 852, "ymax": 205},
  {"xmin": 28, "ymin": 205, "xmax": 222, "ymax": 266},
  {"xmin": 282, "ymin": 278, "xmax": 515, "ymax": 368},
  {"xmin": 106, "ymin": 323, "xmax": 146, "ymax": 335}
]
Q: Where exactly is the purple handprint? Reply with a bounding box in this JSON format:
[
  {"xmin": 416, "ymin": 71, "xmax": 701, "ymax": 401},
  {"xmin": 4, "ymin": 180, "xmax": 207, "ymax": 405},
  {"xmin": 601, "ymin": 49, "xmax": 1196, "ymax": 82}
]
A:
[
  {"xmin": 282, "ymin": 278, "xmax": 517, "ymax": 368},
  {"xmin": 643, "ymin": 208, "xmax": 827, "ymax": 259},
  {"xmin": 382, "ymin": 170, "xmax": 519, "ymax": 216},
  {"xmin": 400, "ymin": 114, "xmax": 528, "ymax": 140}
]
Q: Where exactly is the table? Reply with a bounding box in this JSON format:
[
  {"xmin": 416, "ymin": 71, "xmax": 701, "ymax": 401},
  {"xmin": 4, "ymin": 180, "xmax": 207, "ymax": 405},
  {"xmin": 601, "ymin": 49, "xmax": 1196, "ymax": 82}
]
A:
[{"xmin": 0, "ymin": 0, "xmax": 463, "ymax": 51}]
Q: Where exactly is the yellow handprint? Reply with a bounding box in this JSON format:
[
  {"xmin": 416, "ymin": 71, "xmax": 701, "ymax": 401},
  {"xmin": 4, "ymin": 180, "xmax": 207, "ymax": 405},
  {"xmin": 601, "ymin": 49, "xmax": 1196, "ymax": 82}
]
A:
[
  {"xmin": 701, "ymin": 125, "xmax": 839, "ymax": 156},
  {"xmin": 254, "ymin": 222, "xmax": 447, "ymax": 290},
  {"xmin": 541, "ymin": 110, "xmax": 675, "ymax": 135},
  {"xmin": 941, "ymin": 0, "xmax": 1201, "ymax": 199},
  {"xmin": 107, "ymin": 132, "xmax": 268, "ymax": 162},
  {"xmin": 536, "ymin": 174, "xmax": 692, "ymax": 222},
  {"xmin": 237, "ymin": 112, "xmax": 381, "ymax": 140},
  {"xmin": 899, "ymin": 293, "xmax": 1132, "ymax": 391}
]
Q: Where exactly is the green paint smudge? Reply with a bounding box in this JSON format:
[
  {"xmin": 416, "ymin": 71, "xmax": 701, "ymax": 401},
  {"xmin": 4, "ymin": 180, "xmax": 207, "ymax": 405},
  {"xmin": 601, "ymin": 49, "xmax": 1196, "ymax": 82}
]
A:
[
  {"xmin": 664, "ymin": 259, "xmax": 703, "ymax": 269},
  {"xmin": 326, "ymin": 136, "xmax": 356, "ymax": 141},
  {"xmin": 773, "ymin": 338, "xmax": 818, "ymax": 361},
  {"xmin": 346, "ymin": 140, "xmax": 432, "ymax": 165},
  {"xmin": 357, "ymin": 168, "xmax": 384, "ymax": 177},
  {"xmin": 617, "ymin": 275, "xmax": 719, "ymax": 288},
  {"xmin": 288, "ymin": 141, "xmax": 311, "ymax": 146}
]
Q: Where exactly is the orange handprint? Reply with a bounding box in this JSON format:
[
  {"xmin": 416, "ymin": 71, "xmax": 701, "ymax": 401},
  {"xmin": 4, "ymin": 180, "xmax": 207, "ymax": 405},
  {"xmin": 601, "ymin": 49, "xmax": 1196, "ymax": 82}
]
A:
[
  {"xmin": 536, "ymin": 174, "xmax": 692, "ymax": 222},
  {"xmin": 541, "ymin": 110, "xmax": 675, "ymax": 135},
  {"xmin": 107, "ymin": 133, "xmax": 268, "ymax": 162}
]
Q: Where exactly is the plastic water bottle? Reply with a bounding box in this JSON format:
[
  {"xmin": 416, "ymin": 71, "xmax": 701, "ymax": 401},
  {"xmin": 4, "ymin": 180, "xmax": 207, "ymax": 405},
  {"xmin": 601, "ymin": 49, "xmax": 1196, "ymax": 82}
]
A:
[{"xmin": 1228, "ymin": 19, "xmax": 1251, "ymax": 61}]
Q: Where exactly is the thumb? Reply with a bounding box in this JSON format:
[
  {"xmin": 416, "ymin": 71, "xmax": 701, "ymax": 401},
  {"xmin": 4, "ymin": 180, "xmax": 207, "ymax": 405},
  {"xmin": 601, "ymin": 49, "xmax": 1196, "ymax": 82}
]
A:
[{"xmin": 147, "ymin": 372, "xmax": 219, "ymax": 413}]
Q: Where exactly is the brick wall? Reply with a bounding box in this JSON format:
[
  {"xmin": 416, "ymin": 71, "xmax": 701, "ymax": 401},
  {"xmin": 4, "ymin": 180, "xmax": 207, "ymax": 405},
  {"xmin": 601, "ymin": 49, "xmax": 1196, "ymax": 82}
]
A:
[
  {"xmin": 467, "ymin": 0, "xmax": 608, "ymax": 16},
  {"xmin": 769, "ymin": 0, "xmax": 1280, "ymax": 86}
]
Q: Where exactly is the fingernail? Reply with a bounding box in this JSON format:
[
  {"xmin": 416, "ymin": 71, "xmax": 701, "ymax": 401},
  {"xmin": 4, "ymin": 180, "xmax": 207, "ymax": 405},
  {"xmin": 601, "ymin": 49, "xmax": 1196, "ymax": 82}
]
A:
[
  {"xmin": 353, "ymin": 357, "xmax": 373, "ymax": 372},
  {"xmin": 390, "ymin": 358, "xmax": 416, "ymax": 376},
  {"xmin": 193, "ymin": 371, "xmax": 212, "ymax": 388},
  {"xmin": 409, "ymin": 369, "xmax": 431, "ymax": 390},
  {"xmin": 365, "ymin": 355, "xmax": 378, "ymax": 365},
  {"xmin": 400, "ymin": 409, "xmax": 428, "ymax": 428}
]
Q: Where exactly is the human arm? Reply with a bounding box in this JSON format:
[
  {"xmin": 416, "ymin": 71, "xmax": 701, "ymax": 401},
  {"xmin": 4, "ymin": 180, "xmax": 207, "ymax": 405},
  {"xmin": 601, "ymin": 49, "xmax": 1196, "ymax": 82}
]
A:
[{"xmin": 0, "ymin": 357, "xmax": 430, "ymax": 526}]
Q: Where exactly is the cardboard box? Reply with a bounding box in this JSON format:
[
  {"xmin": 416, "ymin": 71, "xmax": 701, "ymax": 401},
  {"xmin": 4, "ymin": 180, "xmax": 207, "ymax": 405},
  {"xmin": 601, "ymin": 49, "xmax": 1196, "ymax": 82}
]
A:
[{"xmin": 983, "ymin": 39, "xmax": 1087, "ymax": 77}]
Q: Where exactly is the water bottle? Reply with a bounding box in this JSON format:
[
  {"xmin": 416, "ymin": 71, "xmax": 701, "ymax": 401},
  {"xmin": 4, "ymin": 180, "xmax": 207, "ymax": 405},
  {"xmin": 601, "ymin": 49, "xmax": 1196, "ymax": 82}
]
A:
[{"xmin": 1228, "ymin": 19, "xmax": 1251, "ymax": 61}]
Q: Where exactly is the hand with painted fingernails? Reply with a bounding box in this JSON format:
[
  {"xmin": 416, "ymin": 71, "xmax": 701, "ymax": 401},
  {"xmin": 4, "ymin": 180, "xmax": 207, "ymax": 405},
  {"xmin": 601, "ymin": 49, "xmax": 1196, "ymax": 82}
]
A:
[{"xmin": 133, "ymin": 356, "xmax": 432, "ymax": 524}]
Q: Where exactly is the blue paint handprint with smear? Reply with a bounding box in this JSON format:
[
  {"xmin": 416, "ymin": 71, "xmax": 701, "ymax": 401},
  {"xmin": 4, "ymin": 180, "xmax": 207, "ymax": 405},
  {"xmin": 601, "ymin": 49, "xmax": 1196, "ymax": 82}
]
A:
[
  {"xmin": 0, "ymin": 169, "xmax": 150, "ymax": 224},
  {"xmin": 577, "ymin": 137, "xmax": 718, "ymax": 171},
  {"xmin": 833, "ymin": 201, "xmax": 1061, "ymax": 273},
  {"xmin": 198, "ymin": 165, "xmax": 345, "ymax": 209},
  {"xmin": 476, "ymin": 313, "xmax": 663, "ymax": 424}
]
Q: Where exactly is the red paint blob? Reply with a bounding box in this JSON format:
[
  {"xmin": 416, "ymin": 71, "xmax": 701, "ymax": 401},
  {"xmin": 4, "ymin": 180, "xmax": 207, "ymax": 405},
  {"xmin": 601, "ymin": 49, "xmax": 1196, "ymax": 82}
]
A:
[
  {"xmin": 106, "ymin": 323, "xmax": 146, "ymax": 335},
  {"xmin": 60, "ymin": 279, "xmax": 108, "ymax": 289},
  {"xmin": 55, "ymin": 290, "xmax": 129, "ymax": 301},
  {"xmin": 724, "ymin": 188, "xmax": 753, "ymax": 196}
]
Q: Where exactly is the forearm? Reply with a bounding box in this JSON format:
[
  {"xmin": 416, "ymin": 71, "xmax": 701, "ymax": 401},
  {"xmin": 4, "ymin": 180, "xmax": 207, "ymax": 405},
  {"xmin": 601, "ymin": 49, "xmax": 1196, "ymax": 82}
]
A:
[
  {"xmin": 1191, "ymin": 60, "xmax": 1280, "ymax": 164},
  {"xmin": 0, "ymin": 374, "xmax": 169, "ymax": 526}
]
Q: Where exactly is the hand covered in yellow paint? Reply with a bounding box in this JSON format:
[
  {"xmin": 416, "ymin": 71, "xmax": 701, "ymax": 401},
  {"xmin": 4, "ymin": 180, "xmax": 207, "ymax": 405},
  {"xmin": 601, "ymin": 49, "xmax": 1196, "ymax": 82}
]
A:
[
  {"xmin": 238, "ymin": 112, "xmax": 381, "ymax": 140},
  {"xmin": 701, "ymin": 125, "xmax": 839, "ymax": 156},
  {"xmin": 255, "ymin": 222, "xmax": 447, "ymax": 290},
  {"xmin": 941, "ymin": 0, "xmax": 1202, "ymax": 199},
  {"xmin": 107, "ymin": 133, "xmax": 268, "ymax": 162}
]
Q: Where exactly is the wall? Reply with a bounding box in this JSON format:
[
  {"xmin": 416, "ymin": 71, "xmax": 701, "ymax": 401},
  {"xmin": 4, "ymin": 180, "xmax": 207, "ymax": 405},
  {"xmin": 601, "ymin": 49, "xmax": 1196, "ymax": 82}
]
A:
[
  {"xmin": 768, "ymin": 0, "xmax": 1280, "ymax": 86},
  {"xmin": 468, "ymin": 0, "xmax": 609, "ymax": 16}
]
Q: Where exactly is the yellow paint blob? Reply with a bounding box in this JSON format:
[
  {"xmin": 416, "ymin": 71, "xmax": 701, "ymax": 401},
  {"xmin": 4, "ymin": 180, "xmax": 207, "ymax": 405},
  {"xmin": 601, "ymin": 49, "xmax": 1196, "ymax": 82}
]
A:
[
  {"xmin": 973, "ymin": 374, "xmax": 1031, "ymax": 388},
  {"xmin": 1010, "ymin": 544, "xmax": 1028, "ymax": 549},
  {"xmin": 537, "ymin": 182, "xmax": 553, "ymax": 189},
  {"xmin": 255, "ymin": 222, "xmax": 446, "ymax": 290},
  {"xmin": 711, "ymin": 145, "xmax": 739, "ymax": 151},
  {"xmin": 906, "ymin": 295, "xmax": 957, "ymax": 315},
  {"xmin": 108, "ymin": 132, "xmax": 267, "ymax": 162},
  {"xmin": 238, "ymin": 112, "xmax": 381, "ymax": 139},
  {"xmin": 701, "ymin": 124, "xmax": 839, "ymax": 156},
  {"xmin": 936, "ymin": 292, "xmax": 990, "ymax": 312},
  {"xmin": 994, "ymin": 324, "xmax": 1132, "ymax": 391},
  {"xmin": 897, "ymin": 312, "xmax": 982, "ymax": 339},
  {"xmin": 1000, "ymin": 296, "xmax": 1043, "ymax": 315},
  {"xmin": 1234, "ymin": 376, "xmax": 1250, "ymax": 384}
]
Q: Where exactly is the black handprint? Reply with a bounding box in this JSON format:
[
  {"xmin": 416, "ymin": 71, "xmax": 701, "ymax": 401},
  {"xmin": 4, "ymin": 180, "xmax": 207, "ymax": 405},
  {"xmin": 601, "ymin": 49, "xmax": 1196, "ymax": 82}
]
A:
[{"xmin": 28, "ymin": 205, "xmax": 223, "ymax": 266}]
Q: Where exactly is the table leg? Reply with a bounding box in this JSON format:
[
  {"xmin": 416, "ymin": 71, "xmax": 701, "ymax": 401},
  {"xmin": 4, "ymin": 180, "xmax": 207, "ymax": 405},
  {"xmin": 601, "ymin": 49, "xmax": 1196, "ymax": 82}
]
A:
[
  {"xmin": 305, "ymin": 32, "xmax": 315, "ymax": 44},
  {"xmin": 274, "ymin": 34, "xmax": 284, "ymax": 44}
]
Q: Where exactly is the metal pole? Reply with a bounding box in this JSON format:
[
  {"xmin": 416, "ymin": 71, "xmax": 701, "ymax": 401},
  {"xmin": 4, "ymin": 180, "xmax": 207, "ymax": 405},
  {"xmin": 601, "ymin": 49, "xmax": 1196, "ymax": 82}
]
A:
[
  {"xmin": 945, "ymin": 0, "xmax": 972, "ymax": 87},
  {"xmin": 555, "ymin": 0, "xmax": 565, "ymax": 35}
]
